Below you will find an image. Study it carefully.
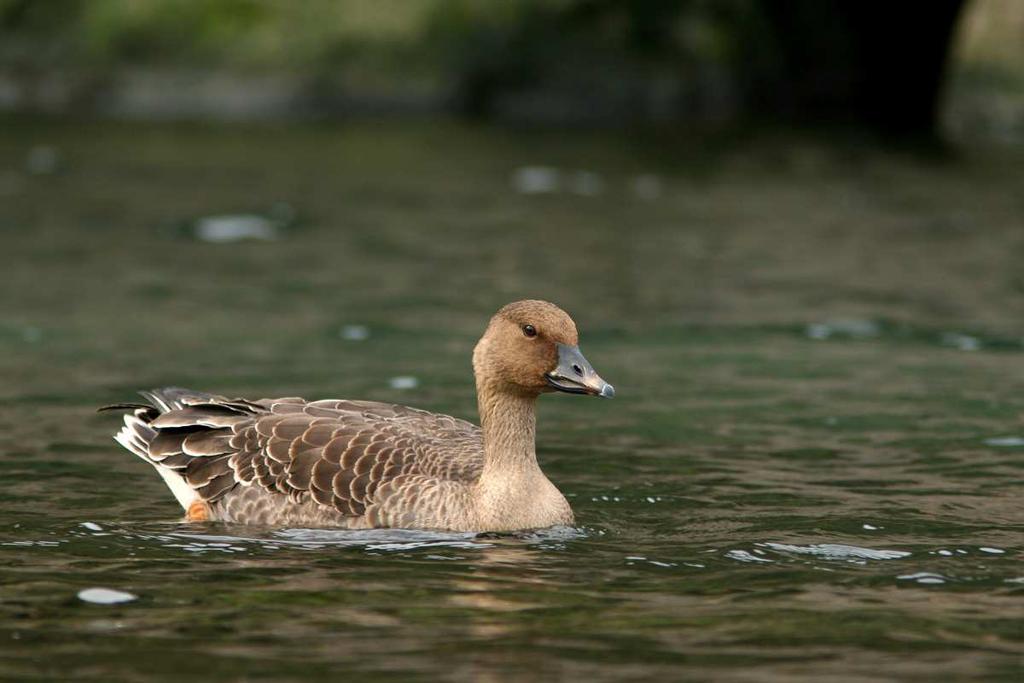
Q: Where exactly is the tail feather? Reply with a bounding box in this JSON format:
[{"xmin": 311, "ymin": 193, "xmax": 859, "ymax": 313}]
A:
[
  {"xmin": 138, "ymin": 387, "xmax": 220, "ymax": 413},
  {"xmin": 114, "ymin": 413, "xmax": 156, "ymax": 460},
  {"xmin": 106, "ymin": 387, "xmax": 241, "ymax": 513}
]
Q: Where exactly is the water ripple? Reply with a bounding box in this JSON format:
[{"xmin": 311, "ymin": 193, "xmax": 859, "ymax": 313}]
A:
[
  {"xmin": 108, "ymin": 525, "xmax": 589, "ymax": 554},
  {"xmin": 759, "ymin": 542, "xmax": 911, "ymax": 562}
]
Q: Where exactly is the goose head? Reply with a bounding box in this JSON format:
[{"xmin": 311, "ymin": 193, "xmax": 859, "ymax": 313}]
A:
[{"xmin": 473, "ymin": 300, "xmax": 614, "ymax": 399}]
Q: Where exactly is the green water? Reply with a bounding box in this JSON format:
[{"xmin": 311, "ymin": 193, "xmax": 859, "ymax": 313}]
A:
[{"xmin": 1, "ymin": 119, "xmax": 1022, "ymax": 681}]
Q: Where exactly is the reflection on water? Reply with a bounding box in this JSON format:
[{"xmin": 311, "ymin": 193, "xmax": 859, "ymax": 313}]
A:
[
  {"xmin": 149, "ymin": 525, "xmax": 583, "ymax": 553},
  {"xmin": 0, "ymin": 120, "xmax": 1022, "ymax": 681}
]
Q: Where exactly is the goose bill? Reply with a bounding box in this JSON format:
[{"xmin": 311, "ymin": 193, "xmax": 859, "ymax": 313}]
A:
[{"xmin": 545, "ymin": 344, "xmax": 615, "ymax": 398}]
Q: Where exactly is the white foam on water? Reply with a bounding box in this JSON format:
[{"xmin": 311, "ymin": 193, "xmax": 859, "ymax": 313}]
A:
[
  {"xmin": 511, "ymin": 166, "xmax": 560, "ymax": 194},
  {"xmin": 388, "ymin": 375, "xmax": 419, "ymax": 390},
  {"xmin": 194, "ymin": 214, "xmax": 278, "ymax": 243},
  {"xmin": 897, "ymin": 572, "xmax": 946, "ymax": 585},
  {"xmin": 339, "ymin": 324, "xmax": 370, "ymax": 341},
  {"xmin": 78, "ymin": 588, "xmax": 137, "ymax": 605},
  {"xmin": 2, "ymin": 540, "xmax": 62, "ymax": 547},
  {"xmin": 941, "ymin": 332, "xmax": 981, "ymax": 351},
  {"xmin": 726, "ymin": 550, "xmax": 773, "ymax": 563},
  {"xmin": 805, "ymin": 319, "xmax": 880, "ymax": 340},
  {"xmin": 983, "ymin": 437, "xmax": 1024, "ymax": 447}
]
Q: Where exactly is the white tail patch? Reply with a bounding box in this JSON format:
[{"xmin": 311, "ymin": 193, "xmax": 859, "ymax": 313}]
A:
[
  {"xmin": 114, "ymin": 414, "xmax": 197, "ymax": 512},
  {"xmin": 153, "ymin": 466, "xmax": 199, "ymax": 512}
]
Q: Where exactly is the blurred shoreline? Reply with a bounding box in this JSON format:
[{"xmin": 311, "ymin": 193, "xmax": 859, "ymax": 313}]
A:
[
  {"xmin": 0, "ymin": 1, "xmax": 1020, "ymax": 142},
  {"xmin": 0, "ymin": 67, "xmax": 447, "ymax": 121},
  {"xmin": 0, "ymin": 65, "xmax": 739, "ymax": 128}
]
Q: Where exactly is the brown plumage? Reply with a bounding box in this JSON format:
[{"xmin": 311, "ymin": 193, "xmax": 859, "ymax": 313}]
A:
[{"xmin": 103, "ymin": 300, "xmax": 614, "ymax": 532}]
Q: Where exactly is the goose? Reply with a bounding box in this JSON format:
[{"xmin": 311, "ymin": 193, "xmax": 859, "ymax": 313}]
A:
[{"xmin": 103, "ymin": 300, "xmax": 614, "ymax": 532}]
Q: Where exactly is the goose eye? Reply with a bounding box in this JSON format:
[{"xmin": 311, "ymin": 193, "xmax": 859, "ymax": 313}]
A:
[{"xmin": 522, "ymin": 324, "xmax": 537, "ymax": 338}]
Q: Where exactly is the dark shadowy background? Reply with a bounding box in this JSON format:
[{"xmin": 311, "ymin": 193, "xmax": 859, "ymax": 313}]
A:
[{"xmin": 0, "ymin": 0, "xmax": 1021, "ymax": 141}]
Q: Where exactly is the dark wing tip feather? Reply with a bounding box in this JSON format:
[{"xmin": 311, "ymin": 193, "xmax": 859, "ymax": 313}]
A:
[{"xmin": 98, "ymin": 402, "xmax": 151, "ymax": 413}]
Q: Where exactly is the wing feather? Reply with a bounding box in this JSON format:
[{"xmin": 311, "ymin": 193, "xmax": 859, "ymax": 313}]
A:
[
  {"xmin": 122, "ymin": 391, "xmax": 483, "ymax": 519},
  {"xmin": 182, "ymin": 432, "xmax": 234, "ymax": 456}
]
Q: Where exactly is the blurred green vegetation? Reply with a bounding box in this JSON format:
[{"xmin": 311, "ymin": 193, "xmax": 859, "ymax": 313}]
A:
[
  {"xmin": 0, "ymin": 0, "xmax": 751, "ymax": 70},
  {"xmin": 1, "ymin": 0, "xmax": 1022, "ymax": 140},
  {"xmin": 0, "ymin": 1, "xmax": 435, "ymax": 72},
  {"xmin": 0, "ymin": 0, "xmax": 761, "ymax": 101}
]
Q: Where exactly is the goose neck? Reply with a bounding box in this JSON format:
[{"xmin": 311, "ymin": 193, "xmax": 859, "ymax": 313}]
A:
[{"xmin": 476, "ymin": 381, "xmax": 539, "ymax": 475}]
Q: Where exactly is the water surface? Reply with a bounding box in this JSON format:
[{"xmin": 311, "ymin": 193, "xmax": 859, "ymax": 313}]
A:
[{"xmin": 1, "ymin": 120, "xmax": 1022, "ymax": 681}]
